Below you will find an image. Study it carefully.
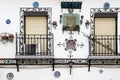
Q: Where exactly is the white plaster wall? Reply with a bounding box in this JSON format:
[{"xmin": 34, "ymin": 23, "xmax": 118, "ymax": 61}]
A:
[
  {"xmin": 0, "ymin": 0, "xmax": 62, "ymax": 58},
  {"xmin": 0, "ymin": 66, "xmax": 120, "ymax": 80},
  {"xmin": 0, "ymin": 0, "xmax": 120, "ymax": 80},
  {"xmin": 0, "ymin": 0, "xmax": 120, "ymax": 58}
]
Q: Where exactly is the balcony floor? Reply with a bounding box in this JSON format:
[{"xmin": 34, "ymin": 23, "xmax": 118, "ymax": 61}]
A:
[
  {"xmin": 88, "ymin": 55, "xmax": 120, "ymax": 59},
  {"xmin": 15, "ymin": 55, "xmax": 54, "ymax": 59}
]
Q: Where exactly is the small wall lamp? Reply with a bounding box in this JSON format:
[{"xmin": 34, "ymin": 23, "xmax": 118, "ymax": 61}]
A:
[
  {"xmin": 80, "ymin": 15, "xmax": 84, "ymax": 25},
  {"xmin": 52, "ymin": 21, "xmax": 57, "ymax": 29},
  {"xmin": 60, "ymin": 15, "xmax": 62, "ymax": 24}
]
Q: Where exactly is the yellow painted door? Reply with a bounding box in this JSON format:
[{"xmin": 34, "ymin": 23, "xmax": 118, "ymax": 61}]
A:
[{"xmin": 94, "ymin": 18, "xmax": 116, "ymax": 55}]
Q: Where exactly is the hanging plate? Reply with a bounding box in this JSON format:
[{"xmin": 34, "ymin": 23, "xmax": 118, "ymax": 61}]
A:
[
  {"xmin": 104, "ymin": 2, "xmax": 110, "ymax": 9},
  {"xmin": 54, "ymin": 71, "xmax": 61, "ymax": 78},
  {"xmin": 33, "ymin": 2, "xmax": 39, "ymax": 8},
  {"xmin": 66, "ymin": 39, "xmax": 76, "ymax": 50},
  {"xmin": 6, "ymin": 19, "xmax": 11, "ymax": 24},
  {"xmin": 6, "ymin": 72, "xmax": 14, "ymax": 80}
]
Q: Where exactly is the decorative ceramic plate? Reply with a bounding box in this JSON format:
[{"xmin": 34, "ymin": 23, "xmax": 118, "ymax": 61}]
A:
[
  {"xmin": 7, "ymin": 72, "xmax": 14, "ymax": 80},
  {"xmin": 6, "ymin": 19, "xmax": 11, "ymax": 24},
  {"xmin": 54, "ymin": 71, "xmax": 61, "ymax": 78},
  {"xmin": 33, "ymin": 2, "xmax": 39, "ymax": 8},
  {"xmin": 66, "ymin": 39, "xmax": 76, "ymax": 50},
  {"xmin": 104, "ymin": 2, "xmax": 110, "ymax": 9}
]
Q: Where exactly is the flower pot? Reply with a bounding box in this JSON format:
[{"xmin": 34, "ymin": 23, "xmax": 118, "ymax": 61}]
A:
[{"xmin": 9, "ymin": 38, "xmax": 14, "ymax": 42}]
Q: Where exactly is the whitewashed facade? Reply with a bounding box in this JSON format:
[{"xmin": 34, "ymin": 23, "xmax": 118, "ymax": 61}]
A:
[{"xmin": 0, "ymin": 0, "xmax": 120, "ymax": 80}]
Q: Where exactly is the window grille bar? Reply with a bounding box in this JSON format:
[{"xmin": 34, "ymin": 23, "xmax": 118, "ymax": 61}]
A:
[{"xmin": 16, "ymin": 34, "xmax": 54, "ymax": 57}]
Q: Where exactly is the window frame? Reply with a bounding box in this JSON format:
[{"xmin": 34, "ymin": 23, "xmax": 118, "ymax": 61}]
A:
[
  {"xmin": 18, "ymin": 7, "xmax": 54, "ymax": 57},
  {"xmin": 89, "ymin": 8, "xmax": 119, "ymax": 56}
]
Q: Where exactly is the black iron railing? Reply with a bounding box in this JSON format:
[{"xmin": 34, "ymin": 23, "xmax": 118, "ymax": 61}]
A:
[
  {"xmin": 90, "ymin": 35, "xmax": 120, "ymax": 56},
  {"xmin": 16, "ymin": 34, "xmax": 54, "ymax": 57}
]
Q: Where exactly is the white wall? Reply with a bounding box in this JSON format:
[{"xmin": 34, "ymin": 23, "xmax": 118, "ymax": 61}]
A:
[
  {"xmin": 0, "ymin": 65, "xmax": 120, "ymax": 80},
  {"xmin": 0, "ymin": 0, "xmax": 120, "ymax": 80},
  {"xmin": 0, "ymin": 0, "xmax": 120, "ymax": 58}
]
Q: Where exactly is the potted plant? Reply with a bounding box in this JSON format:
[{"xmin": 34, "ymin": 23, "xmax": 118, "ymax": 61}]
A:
[
  {"xmin": 1, "ymin": 35, "xmax": 8, "ymax": 40},
  {"xmin": 1, "ymin": 35, "xmax": 8, "ymax": 44},
  {"xmin": 8, "ymin": 34, "xmax": 14, "ymax": 42}
]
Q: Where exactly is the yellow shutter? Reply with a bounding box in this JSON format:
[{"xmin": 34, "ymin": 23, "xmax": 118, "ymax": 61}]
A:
[
  {"xmin": 25, "ymin": 16, "xmax": 47, "ymax": 54},
  {"xmin": 95, "ymin": 18, "xmax": 115, "ymax": 35},
  {"xmin": 25, "ymin": 16, "xmax": 47, "ymax": 34}
]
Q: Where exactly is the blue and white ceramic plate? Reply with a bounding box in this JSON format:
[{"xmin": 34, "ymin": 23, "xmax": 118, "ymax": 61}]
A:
[{"xmin": 33, "ymin": 2, "xmax": 39, "ymax": 8}]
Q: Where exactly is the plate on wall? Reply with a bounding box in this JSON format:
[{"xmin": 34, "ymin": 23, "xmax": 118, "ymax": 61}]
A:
[
  {"xmin": 6, "ymin": 72, "xmax": 14, "ymax": 80},
  {"xmin": 6, "ymin": 19, "xmax": 11, "ymax": 24},
  {"xmin": 104, "ymin": 2, "xmax": 110, "ymax": 9},
  {"xmin": 54, "ymin": 71, "xmax": 61, "ymax": 78},
  {"xmin": 33, "ymin": 2, "xmax": 39, "ymax": 8}
]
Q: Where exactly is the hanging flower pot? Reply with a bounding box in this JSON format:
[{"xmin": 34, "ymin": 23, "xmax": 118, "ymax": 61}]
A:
[
  {"xmin": 9, "ymin": 38, "xmax": 14, "ymax": 42},
  {"xmin": 0, "ymin": 33, "xmax": 14, "ymax": 43},
  {"xmin": 8, "ymin": 34, "xmax": 14, "ymax": 42},
  {"xmin": 1, "ymin": 35, "xmax": 8, "ymax": 41}
]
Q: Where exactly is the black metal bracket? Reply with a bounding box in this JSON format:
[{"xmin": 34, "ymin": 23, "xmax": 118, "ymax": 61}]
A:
[
  {"xmin": 88, "ymin": 59, "xmax": 91, "ymax": 72},
  {"xmin": 0, "ymin": 58, "xmax": 120, "ymax": 74},
  {"xmin": 69, "ymin": 60, "xmax": 73, "ymax": 75},
  {"xmin": 16, "ymin": 59, "xmax": 19, "ymax": 72},
  {"xmin": 52, "ymin": 59, "xmax": 55, "ymax": 71}
]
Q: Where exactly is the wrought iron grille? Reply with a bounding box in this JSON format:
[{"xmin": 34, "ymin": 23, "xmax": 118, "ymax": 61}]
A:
[
  {"xmin": 90, "ymin": 35, "xmax": 120, "ymax": 56},
  {"xmin": 16, "ymin": 34, "xmax": 54, "ymax": 57}
]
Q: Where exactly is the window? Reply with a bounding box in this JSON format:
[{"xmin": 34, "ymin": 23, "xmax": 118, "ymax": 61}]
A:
[
  {"xmin": 16, "ymin": 8, "xmax": 54, "ymax": 58},
  {"xmin": 25, "ymin": 16, "xmax": 47, "ymax": 55},
  {"xmin": 94, "ymin": 13, "xmax": 117, "ymax": 56}
]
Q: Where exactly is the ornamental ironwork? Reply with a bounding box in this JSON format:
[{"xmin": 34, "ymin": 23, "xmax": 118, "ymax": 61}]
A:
[
  {"xmin": 0, "ymin": 58, "xmax": 120, "ymax": 72},
  {"xmin": 90, "ymin": 8, "xmax": 120, "ymax": 55},
  {"xmin": 19, "ymin": 7, "xmax": 52, "ymax": 57}
]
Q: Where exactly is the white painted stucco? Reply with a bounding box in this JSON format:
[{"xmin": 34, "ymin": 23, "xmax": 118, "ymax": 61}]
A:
[{"xmin": 0, "ymin": 0, "xmax": 120, "ymax": 80}]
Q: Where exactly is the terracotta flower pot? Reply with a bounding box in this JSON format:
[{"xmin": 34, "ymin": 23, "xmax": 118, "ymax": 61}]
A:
[
  {"xmin": 9, "ymin": 38, "xmax": 14, "ymax": 42},
  {"xmin": 8, "ymin": 34, "xmax": 14, "ymax": 42}
]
